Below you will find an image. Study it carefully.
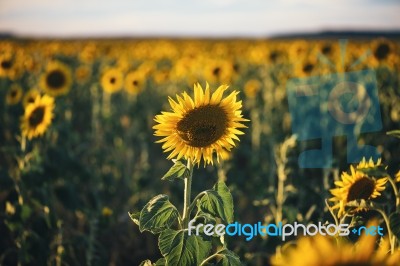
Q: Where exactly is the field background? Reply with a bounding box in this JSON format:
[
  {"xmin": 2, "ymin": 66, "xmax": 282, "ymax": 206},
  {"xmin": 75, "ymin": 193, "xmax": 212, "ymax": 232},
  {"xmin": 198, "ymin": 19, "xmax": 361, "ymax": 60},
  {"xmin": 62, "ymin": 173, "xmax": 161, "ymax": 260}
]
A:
[{"xmin": 0, "ymin": 37, "xmax": 400, "ymax": 265}]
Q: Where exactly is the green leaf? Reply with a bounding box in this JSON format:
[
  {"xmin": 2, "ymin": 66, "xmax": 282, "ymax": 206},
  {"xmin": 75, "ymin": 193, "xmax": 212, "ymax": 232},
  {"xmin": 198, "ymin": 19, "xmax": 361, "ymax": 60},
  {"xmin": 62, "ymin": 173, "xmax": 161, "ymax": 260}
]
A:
[
  {"xmin": 162, "ymin": 160, "xmax": 189, "ymax": 181},
  {"xmin": 158, "ymin": 229, "xmax": 211, "ymax": 266},
  {"xmin": 139, "ymin": 195, "xmax": 179, "ymax": 234},
  {"xmin": 155, "ymin": 258, "xmax": 166, "ymax": 266},
  {"xmin": 128, "ymin": 212, "xmax": 140, "ymax": 226},
  {"xmin": 198, "ymin": 182, "xmax": 234, "ymax": 224},
  {"xmin": 215, "ymin": 249, "xmax": 242, "ymax": 266},
  {"xmin": 358, "ymin": 165, "xmax": 388, "ymax": 178},
  {"xmin": 387, "ymin": 130, "xmax": 400, "ymax": 139},
  {"xmin": 389, "ymin": 212, "xmax": 400, "ymax": 241}
]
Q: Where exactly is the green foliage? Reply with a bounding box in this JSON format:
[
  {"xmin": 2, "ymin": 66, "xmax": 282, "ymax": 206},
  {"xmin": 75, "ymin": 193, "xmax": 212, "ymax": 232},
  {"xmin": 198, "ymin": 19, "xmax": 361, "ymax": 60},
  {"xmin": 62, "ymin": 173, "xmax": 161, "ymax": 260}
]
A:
[
  {"xmin": 198, "ymin": 182, "xmax": 234, "ymax": 224},
  {"xmin": 131, "ymin": 160, "xmax": 242, "ymax": 265},
  {"xmin": 162, "ymin": 160, "xmax": 190, "ymax": 181},
  {"xmin": 139, "ymin": 195, "xmax": 179, "ymax": 233},
  {"xmin": 158, "ymin": 229, "xmax": 211, "ymax": 265}
]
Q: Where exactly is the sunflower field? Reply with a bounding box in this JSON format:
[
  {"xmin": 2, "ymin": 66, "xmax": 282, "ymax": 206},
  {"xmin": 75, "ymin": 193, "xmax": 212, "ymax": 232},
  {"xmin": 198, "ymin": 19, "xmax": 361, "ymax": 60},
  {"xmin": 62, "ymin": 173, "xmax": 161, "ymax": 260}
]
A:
[{"xmin": 0, "ymin": 38, "xmax": 400, "ymax": 266}]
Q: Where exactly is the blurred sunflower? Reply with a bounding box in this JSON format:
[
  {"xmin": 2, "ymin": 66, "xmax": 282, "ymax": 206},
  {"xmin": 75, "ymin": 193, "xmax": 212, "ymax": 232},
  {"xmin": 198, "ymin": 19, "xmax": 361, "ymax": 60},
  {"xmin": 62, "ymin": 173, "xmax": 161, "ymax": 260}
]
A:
[
  {"xmin": 21, "ymin": 94, "xmax": 55, "ymax": 140},
  {"xmin": 6, "ymin": 84, "xmax": 23, "ymax": 105},
  {"xmin": 75, "ymin": 65, "xmax": 92, "ymax": 84},
  {"xmin": 244, "ymin": 79, "xmax": 261, "ymax": 99},
  {"xmin": 329, "ymin": 158, "xmax": 388, "ymax": 218},
  {"xmin": 0, "ymin": 53, "xmax": 15, "ymax": 78},
  {"xmin": 124, "ymin": 71, "xmax": 145, "ymax": 95},
  {"xmin": 0, "ymin": 52, "xmax": 23, "ymax": 80},
  {"xmin": 23, "ymin": 89, "xmax": 40, "ymax": 107},
  {"xmin": 271, "ymin": 232, "xmax": 400, "ymax": 266},
  {"xmin": 295, "ymin": 58, "xmax": 317, "ymax": 78},
  {"xmin": 40, "ymin": 61, "xmax": 72, "ymax": 97},
  {"xmin": 204, "ymin": 60, "xmax": 232, "ymax": 84},
  {"xmin": 369, "ymin": 38, "xmax": 398, "ymax": 69},
  {"xmin": 101, "ymin": 68, "xmax": 123, "ymax": 93},
  {"xmin": 288, "ymin": 40, "xmax": 308, "ymax": 62},
  {"xmin": 153, "ymin": 83, "xmax": 248, "ymax": 165}
]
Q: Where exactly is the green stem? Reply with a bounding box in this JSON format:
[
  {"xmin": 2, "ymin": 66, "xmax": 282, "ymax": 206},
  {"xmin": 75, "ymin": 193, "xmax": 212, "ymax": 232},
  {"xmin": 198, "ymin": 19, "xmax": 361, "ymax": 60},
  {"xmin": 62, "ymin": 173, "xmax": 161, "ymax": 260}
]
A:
[
  {"xmin": 199, "ymin": 249, "xmax": 224, "ymax": 266},
  {"xmin": 387, "ymin": 177, "xmax": 399, "ymax": 210},
  {"xmin": 373, "ymin": 208, "xmax": 395, "ymax": 254},
  {"xmin": 182, "ymin": 159, "xmax": 194, "ymax": 228},
  {"xmin": 188, "ymin": 191, "xmax": 207, "ymax": 216}
]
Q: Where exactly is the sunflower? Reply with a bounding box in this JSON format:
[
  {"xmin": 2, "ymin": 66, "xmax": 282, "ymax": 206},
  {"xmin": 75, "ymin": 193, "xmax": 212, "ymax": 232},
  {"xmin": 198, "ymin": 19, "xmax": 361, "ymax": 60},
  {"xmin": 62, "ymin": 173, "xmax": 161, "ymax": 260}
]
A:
[
  {"xmin": 0, "ymin": 53, "xmax": 15, "ymax": 78},
  {"xmin": 124, "ymin": 71, "xmax": 145, "ymax": 95},
  {"xmin": 40, "ymin": 61, "xmax": 72, "ymax": 97},
  {"xmin": 244, "ymin": 79, "xmax": 261, "ymax": 99},
  {"xmin": 271, "ymin": 230, "xmax": 400, "ymax": 266},
  {"xmin": 21, "ymin": 94, "xmax": 55, "ymax": 140},
  {"xmin": 294, "ymin": 57, "xmax": 318, "ymax": 78},
  {"xmin": 0, "ymin": 52, "xmax": 23, "ymax": 80},
  {"xmin": 6, "ymin": 84, "xmax": 23, "ymax": 105},
  {"xmin": 22, "ymin": 89, "xmax": 40, "ymax": 107},
  {"xmin": 204, "ymin": 60, "xmax": 233, "ymax": 84},
  {"xmin": 75, "ymin": 65, "xmax": 92, "ymax": 84},
  {"xmin": 153, "ymin": 83, "xmax": 248, "ymax": 165},
  {"xmin": 329, "ymin": 158, "xmax": 388, "ymax": 218},
  {"xmin": 101, "ymin": 68, "xmax": 123, "ymax": 93},
  {"xmin": 370, "ymin": 38, "xmax": 397, "ymax": 68}
]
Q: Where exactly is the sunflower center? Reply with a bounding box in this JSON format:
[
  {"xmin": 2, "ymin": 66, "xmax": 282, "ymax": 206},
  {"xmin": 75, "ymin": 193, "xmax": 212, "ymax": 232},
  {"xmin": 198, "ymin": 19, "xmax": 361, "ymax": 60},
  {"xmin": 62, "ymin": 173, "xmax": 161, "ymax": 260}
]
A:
[
  {"xmin": 177, "ymin": 104, "xmax": 228, "ymax": 147},
  {"xmin": 322, "ymin": 45, "xmax": 332, "ymax": 55},
  {"xmin": 346, "ymin": 176, "xmax": 375, "ymax": 202},
  {"xmin": 46, "ymin": 70, "xmax": 66, "ymax": 89},
  {"xmin": 110, "ymin": 77, "xmax": 116, "ymax": 84},
  {"xmin": 10, "ymin": 90, "xmax": 17, "ymax": 97},
  {"xmin": 212, "ymin": 67, "xmax": 221, "ymax": 77},
  {"xmin": 374, "ymin": 43, "xmax": 390, "ymax": 60},
  {"xmin": 29, "ymin": 106, "xmax": 45, "ymax": 127},
  {"xmin": 303, "ymin": 63, "xmax": 314, "ymax": 73},
  {"xmin": 133, "ymin": 80, "xmax": 138, "ymax": 86},
  {"xmin": 1, "ymin": 60, "xmax": 12, "ymax": 69}
]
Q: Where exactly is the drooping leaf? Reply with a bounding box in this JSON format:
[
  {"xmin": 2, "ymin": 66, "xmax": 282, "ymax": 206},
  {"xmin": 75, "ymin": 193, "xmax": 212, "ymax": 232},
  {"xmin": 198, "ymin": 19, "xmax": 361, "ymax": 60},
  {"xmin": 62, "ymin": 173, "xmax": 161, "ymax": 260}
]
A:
[
  {"xmin": 215, "ymin": 249, "xmax": 242, "ymax": 266},
  {"xmin": 128, "ymin": 212, "xmax": 140, "ymax": 226},
  {"xmin": 162, "ymin": 160, "xmax": 189, "ymax": 181},
  {"xmin": 198, "ymin": 182, "xmax": 234, "ymax": 224},
  {"xmin": 139, "ymin": 195, "xmax": 179, "ymax": 234},
  {"xmin": 158, "ymin": 229, "xmax": 211, "ymax": 266}
]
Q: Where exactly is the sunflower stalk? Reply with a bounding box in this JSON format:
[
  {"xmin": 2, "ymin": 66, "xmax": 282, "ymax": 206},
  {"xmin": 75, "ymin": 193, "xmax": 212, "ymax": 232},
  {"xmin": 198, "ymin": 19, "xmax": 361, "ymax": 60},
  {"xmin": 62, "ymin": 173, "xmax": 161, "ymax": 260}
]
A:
[
  {"xmin": 372, "ymin": 207, "xmax": 395, "ymax": 254},
  {"xmin": 387, "ymin": 176, "xmax": 400, "ymax": 209},
  {"xmin": 182, "ymin": 159, "xmax": 194, "ymax": 228}
]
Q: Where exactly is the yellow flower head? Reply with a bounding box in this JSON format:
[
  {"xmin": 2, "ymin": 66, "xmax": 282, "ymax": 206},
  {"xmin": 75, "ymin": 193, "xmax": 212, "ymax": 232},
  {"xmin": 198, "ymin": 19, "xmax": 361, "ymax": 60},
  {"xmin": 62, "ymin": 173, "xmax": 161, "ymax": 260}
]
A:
[
  {"xmin": 329, "ymin": 158, "xmax": 388, "ymax": 218},
  {"xmin": 272, "ymin": 223, "xmax": 400, "ymax": 266},
  {"xmin": 124, "ymin": 71, "xmax": 145, "ymax": 95},
  {"xmin": 22, "ymin": 89, "xmax": 40, "ymax": 107},
  {"xmin": 40, "ymin": 61, "xmax": 72, "ymax": 97},
  {"xmin": 101, "ymin": 68, "xmax": 123, "ymax": 94},
  {"xmin": 21, "ymin": 94, "xmax": 55, "ymax": 140},
  {"xmin": 153, "ymin": 83, "xmax": 249, "ymax": 166},
  {"xmin": 395, "ymin": 170, "xmax": 400, "ymax": 183},
  {"xmin": 6, "ymin": 84, "xmax": 23, "ymax": 105}
]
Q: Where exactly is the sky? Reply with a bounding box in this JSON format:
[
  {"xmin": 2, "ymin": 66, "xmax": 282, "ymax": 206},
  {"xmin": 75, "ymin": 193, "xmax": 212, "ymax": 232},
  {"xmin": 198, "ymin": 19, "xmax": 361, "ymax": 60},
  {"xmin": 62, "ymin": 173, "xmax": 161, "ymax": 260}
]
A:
[{"xmin": 0, "ymin": 0, "xmax": 399, "ymax": 37}]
